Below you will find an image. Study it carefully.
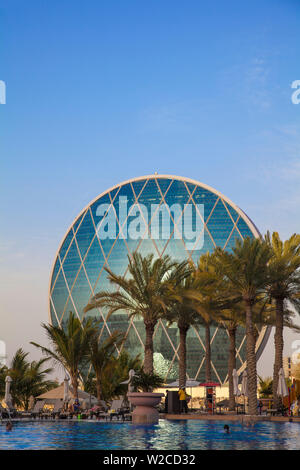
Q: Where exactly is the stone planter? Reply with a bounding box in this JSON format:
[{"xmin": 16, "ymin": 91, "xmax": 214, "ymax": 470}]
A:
[{"xmin": 127, "ymin": 392, "xmax": 164, "ymax": 424}]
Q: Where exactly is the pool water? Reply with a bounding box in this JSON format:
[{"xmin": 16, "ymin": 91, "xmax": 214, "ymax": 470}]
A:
[{"xmin": 0, "ymin": 419, "xmax": 299, "ymax": 450}]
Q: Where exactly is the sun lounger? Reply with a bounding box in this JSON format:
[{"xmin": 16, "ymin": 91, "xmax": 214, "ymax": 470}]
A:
[
  {"xmin": 41, "ymin": 401, "xmax": 63, "ymax": 419},
  {"xmin": 20, "ymin": 410, "xmax": 33, "ymax": 418},
  {"xmin": 51, "ymin": 401, "xmax": 63, "ymax": 418},
  {"xmin": 99, "ymin": 400, "xmax": 108, "ymax": 411},
  {"xmin": 107, "ymin": 398, "xmax": 130, "ymax": 421}
]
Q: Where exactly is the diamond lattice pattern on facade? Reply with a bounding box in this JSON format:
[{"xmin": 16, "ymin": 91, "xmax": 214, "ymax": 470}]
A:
[{"xmin": 49, "ymin": 176, "xmax": 261, "ymax": 385}]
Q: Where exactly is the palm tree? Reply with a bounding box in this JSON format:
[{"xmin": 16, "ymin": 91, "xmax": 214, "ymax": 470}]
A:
[
  {"xmin": 88, "ymin": 330, "xmax": 125, "ymax": 404},
  {"xmin": 130, "ymin": 369, "xmax": 164, "ymax": 392},
  {"xmin": 31, "ymin": 312, "xmax": 98, "ymax": 400},
  {"xmin": 252, "ymin": 293, "xmax": 300, "ymax": 342},
  {"xmin": 258, "ymin": 376, "xmax": 273, "ymax": 398},
  {"xmin": 222, "ymin": 297, "xmax": 281, "ymax": 411},
  {"xmin": 192, "ymin": 253, "xmax": 230, "ymax": 383},
  {"xmin": 0, "ymin": 365, "xmax": 8, "ymax": 399},
  {"xmin": 98, "ymin": 350, "xmax": 142, "ymax": 403},
  {"xmin": 5, "ymin": 349, "xmax": 56, "ymax": 410},
  {"xmin": 222, "ymin": 296, "xmax": 282, "ymax": 411},
  {"xmin": 220, "ymin": 303, "xmax": 245, "ymax": 410},
  {"xmin": 265, "ymin": 231, "xmax": 300, "ymax": 408},
  {"xmin": 164, "ymin": 273, "xmax": 202, "ymax": 389},
  {"xmin": 213, "ymin": 237, "xmax": 272, "ymax": 415},
  {"xmin": 84, "ymin": 253, "xmax": 188, "ymax": 374}
]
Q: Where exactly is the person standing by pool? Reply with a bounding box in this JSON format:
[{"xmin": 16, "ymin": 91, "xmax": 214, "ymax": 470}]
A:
[
  {"xmin": 178, "ymin": 387, "xmax": 188, "ymax": 414},
  {"xmin": 73, "ymin": 399, "xmax": 80, "ymax": 413}
]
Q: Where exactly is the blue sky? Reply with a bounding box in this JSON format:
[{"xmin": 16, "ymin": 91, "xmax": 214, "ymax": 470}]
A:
[{"xmin": 1, "ymin": 0, "xmax": 300, "ymax": 376}]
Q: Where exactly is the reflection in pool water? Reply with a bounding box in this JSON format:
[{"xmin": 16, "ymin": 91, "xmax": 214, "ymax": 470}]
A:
[{"xmin": 0, "ymin": 419, "xmax": 299, "ymax": 450}]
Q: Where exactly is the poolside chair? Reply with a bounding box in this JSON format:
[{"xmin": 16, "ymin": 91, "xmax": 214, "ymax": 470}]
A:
[
  {"xmin": 2, "ymin": 404, "xmax": 18, "ymax": 419},
  {"xmin": 0, "ymin": 404, "xmax": 10, "ymax": 420},
  {"xmin": 93, "ymin": 399, "xmax": 121, "ymax": 421},
  {"xmin": 108, "ymin": 398, "xmax": 130, "ymax": 421},
  {"xmin": 39, "ymin": 400, "xmax": 63, "ymax": 419},
  {"xmin": 20, "ymin": 409, "xmax": 34, "ymax": 419},
  {"xmin": 99, "ymin": 400, "xmax": 108, "ymax": 411},
  {"xmin": 94, "ymin": 401, "xmax": 110, "ymax": 420},
  {"xmin": 31, "ymin": 400, "xmax": 46, "ymax": 418},
  {"xmin": 51, "ymin": 401, "xmax": 63, "ymax": 418},
  {"xmin": 216, "ymin": 399, "xmax": 229, "ymax": 414}
]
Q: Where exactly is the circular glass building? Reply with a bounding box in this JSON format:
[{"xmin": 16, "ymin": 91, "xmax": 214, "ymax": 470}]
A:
[{"xmin": 49, "ymin": 175, "xmax": 270, "ymax": 384}]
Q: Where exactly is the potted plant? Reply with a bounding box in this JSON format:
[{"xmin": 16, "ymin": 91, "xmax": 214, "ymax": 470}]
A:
[{"xmin": 127, "ymin": 370, "xmax": 164, "ymax": 424}]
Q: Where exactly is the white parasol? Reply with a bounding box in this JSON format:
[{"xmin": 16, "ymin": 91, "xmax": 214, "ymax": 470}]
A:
[
  {"xmin": 4, "ymin": 376, "xmax": 13, "ymax": 408},
  {"xmin": 233, "ymin": 369, "xmax": 241, "ymax": 396},
  {"xmin": 277, "ymin": 368, "xmax": 288, "ymax": 397},
  {"xmin": 63, "ymin": 374, "xmax": 70, "ymax": 402},
  {"xmin": 167, "ymin": 380, "xmax": 200, "ymax": 388}
]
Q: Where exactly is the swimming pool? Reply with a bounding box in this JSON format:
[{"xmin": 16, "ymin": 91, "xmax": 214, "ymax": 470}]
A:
[{"xmin": 0, "ymin": 419, "xmax": 299, "ymax": 450}]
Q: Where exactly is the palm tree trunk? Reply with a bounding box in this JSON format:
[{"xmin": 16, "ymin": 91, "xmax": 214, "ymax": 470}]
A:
[
  {"xmin": 71, "ymin": 374, "xmax": 79, "ymax": 401},
  {"xmin": 96, "ymin": 378, "xmax": 102, "ymax": 404},
  {"xmin": 273, "ymin": 297, "xmax": 284, "ymax": 410},
  {"xmin": 228, "ymin": 327, "xmax": 236, "ymax": 411},
  {"xmin": 205, "ymin": 323, "xmax": 211, "ymax": 382},
  {"xmin": 245, "ymin": 301, "xmax": 257, "ymax": 415},
  {"xmin": 144, "ymin": 321, "xmax": 155, "ymax": 374},
  {"xmin": 179, "ymin": 325, "xmax": 189, "ymax": 389}
]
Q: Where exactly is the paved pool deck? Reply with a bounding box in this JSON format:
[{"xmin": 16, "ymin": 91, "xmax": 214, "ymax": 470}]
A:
[{"xmin": 161, "ymin": 413, "xmax": 300, "ymax": 423}]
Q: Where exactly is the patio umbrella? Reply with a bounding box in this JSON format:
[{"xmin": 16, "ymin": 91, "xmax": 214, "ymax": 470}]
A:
[
  {"xmin": 277, "ymin": 368, "xmax": 288, "ymax": 397},
  {"xmin": 37, "ymin": 385, "xmax": 97, "ymax": 406},
  {"xmin": 198, "ymin": 382, "xmax": 220, "ymax": 387},
  {"xmin": 167, "ymin": 380, "xmax": 200, "ymax": 388},
  {"xmin": 241, "ymin": 370, "xmax": 248, "ymax": 397},
  {"xmin": 4, "ymin": 376, "xmax": 13, "ymax": 408},
  {"xmin": 63, "ymin": 375, "xmax": 70, "ymax": 402},
  {"xmin": 216, "ymin": 399, "xmax": 229, "ymax": 408},
  {"xmin": 233, "ymin": 369, "xmax": 241, "ymax": 396}
]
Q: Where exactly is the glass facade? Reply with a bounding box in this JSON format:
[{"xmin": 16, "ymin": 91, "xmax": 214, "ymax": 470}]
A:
[{"xmin": 49, "ymin": 175, "xmax": 269, "ymax": 384}]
